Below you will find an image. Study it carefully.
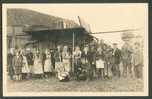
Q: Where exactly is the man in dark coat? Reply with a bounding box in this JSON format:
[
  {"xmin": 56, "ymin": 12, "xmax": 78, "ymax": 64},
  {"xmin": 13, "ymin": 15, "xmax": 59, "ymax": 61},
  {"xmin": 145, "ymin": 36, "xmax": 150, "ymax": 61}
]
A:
[
  {"xmin": 89, "ymin": 45, "xmax": 96, "ymax": 79},
  {"xmin": 111, "ymin": 43, "xmax": 121, "ymax": 78},
  {"xmin": 121, "ymin": 41, "xmax": 133, "ymax": 78},
  {"xmin": 81, "ymin": 45, "xmax": 92, "ymax": 81},
  {"xmin": 7, "ymin": 48, "xmax": 15, "ymax": 80}
]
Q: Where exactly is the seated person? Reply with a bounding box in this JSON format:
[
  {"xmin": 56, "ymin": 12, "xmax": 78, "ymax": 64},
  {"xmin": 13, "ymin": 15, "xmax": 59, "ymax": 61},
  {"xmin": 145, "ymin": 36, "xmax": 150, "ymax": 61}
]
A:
[{"xmin": 76, "ymin": 58, "xmax": 87, "ymax": 81}]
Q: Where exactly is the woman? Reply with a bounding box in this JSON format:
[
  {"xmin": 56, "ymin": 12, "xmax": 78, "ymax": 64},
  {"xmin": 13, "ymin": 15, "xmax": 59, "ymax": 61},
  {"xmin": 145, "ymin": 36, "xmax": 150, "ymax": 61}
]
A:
[
  {"xmin": 12, "ymin": 50, "xmax": 23, "ymax": 80},
  {"xmin": 96, "ymin": 45, "xmax": 105, "ymax": 79},
  {"xmin": 62, "ymin": 46, "xmax": 71, "ymax": 73},
  {"xmin": 44, "ymin": 49, "xmax": 53, "ymax": 78},
  {"xmin": 73, "ymin": 46, "xmax": 82, "ymax": 80},
  {"xmin": 54, "ymin": 45, "xmax": 62, "ymax": 75},
  {"xmin": 56, "ymin": 45, "xmax": 71, "ymax": 81},
  {"xmin": 32, "ymin": 49, "xmax": 44, "ymax": 78},
  {"xmin": 21, "ymin": 50, "xmax": 30, "ymax": 80}
]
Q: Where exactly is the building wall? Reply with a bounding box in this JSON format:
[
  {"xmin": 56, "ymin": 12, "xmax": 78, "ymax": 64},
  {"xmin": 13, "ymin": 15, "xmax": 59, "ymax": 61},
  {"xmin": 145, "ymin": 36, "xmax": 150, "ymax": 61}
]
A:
[{"xmin": 7, "ymin": 26, "xmax": 31, "ymax": 49}]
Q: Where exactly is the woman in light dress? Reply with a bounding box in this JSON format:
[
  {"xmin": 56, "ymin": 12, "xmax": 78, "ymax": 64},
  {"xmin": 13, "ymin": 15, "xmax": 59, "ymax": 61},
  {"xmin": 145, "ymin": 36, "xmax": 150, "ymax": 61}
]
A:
[
  {"xmin": 21, "ymin": 50, "xmax": 30, "ymax": 79},
  {"xmin": 62, "ymin": 46, "xmax": 71, "ymax": 73},
  {"xmin": 44, "ymin": 49, "xmax": 53, "ymax": 78},
  {"xmin": 57, "ymin": 45, "xmax": 71, "ymax": 81},
  {"xmin": 73, "ymin": 46, "xmax": 82, "ymax": 79},
  {"xmin": 96, "ymin": 45, "xmax": 105, "ymax": 79},
  {"xmin": 33, "ymin": 49, "xmax": 44, "ymax": 78}
]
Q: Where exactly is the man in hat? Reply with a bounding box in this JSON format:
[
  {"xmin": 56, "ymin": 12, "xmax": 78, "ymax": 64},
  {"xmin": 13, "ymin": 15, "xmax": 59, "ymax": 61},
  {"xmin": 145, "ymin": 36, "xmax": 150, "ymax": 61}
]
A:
[
  {"xmin": 111, "ymin": 43, "xmax": 121, "ymax": 78},
  {"xmin": 121, "ymin": 41, "xmax": 133, "ymax": 78},
  {"xmin": 132, "ymin": 42, "xmax": 143, "ymax": 79}
]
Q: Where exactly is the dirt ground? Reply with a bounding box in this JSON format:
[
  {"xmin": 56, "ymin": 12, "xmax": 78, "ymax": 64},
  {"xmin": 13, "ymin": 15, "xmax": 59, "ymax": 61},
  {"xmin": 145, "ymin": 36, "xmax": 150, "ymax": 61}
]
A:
[{"xmin": 7, "ymin": 76, "xmax": 143, "ymax": 92}]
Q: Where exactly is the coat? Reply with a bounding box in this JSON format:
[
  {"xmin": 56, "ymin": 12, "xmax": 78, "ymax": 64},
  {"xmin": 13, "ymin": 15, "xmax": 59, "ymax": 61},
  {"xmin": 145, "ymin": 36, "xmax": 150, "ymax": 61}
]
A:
[
  {"xmin": 121, "ymin": 44, "xmax": 133, "ymax": 64},
  {"xmin": 132, "ymin": 48, "xmax": 143, "ymax": 66},
  {"xmin": 112, "ymin": 48, "xmax": 121, "ymax": 64}
]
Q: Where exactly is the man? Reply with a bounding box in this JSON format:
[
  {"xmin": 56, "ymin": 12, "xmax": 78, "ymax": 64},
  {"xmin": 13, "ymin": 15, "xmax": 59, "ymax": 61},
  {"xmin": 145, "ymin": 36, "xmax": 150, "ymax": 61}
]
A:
[
  {"xmin": 89, "ymin": 45, "xmax": 96, "ymax": 80},
  {"xmin": 111, "ymin": 43, "xmax": 121, "ymax": 78},
  {"xmin": 132, "ymin": 42, "xmax": 143, "ymax": 79},
  {"xmin": 121, "ymin": 41, "xmax": 133, "ymax": 78},
  {"xmin": 81, "ymin": 45, "xmax": 92, "ymax": 81},
  {"xmin": 7, "ymin": 48, "xmax": 15, "ymax": 80}
]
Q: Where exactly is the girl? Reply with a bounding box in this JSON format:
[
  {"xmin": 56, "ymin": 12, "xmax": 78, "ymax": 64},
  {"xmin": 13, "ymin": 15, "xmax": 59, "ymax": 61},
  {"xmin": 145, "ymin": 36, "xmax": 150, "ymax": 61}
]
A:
[
  {"xmin": 44, "ymin": 49, "xmax": 53, "ymax": 78},
  {"xmin": 96, "ymin": 45, "xmax": 105, "ymax": 79}
]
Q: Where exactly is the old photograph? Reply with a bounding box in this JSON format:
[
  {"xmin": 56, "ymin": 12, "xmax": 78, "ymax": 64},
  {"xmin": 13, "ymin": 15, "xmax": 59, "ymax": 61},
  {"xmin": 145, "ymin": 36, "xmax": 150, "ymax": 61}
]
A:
[{"xmin": 2, "ymin": 4, "xmax": 148, "ymax": 96}]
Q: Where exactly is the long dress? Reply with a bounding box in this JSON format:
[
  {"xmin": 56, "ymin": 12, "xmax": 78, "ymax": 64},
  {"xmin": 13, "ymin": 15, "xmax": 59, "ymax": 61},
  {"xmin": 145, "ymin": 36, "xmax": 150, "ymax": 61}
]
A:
[
  {"xmin": 96, "ymin": 51, "xmax": 104, "ymax": 69},
  {"xmin": 33, "ymin": 54, "xmax": 43, "ymax": 74},
  {"xmin": 44, "ymin": 54, "xmax": 53, "ymax": 72},
  {"xmin": 73, "ymin": 50, "xmax": 81, "ymax": 75},
  {"xmin": 22, "ymin": 56, "xmax": 30, "ymax": 73},
  {"xmin": 12, "ymin": 55, "xmax": 23, "ymax": 75},
  {"xmin": 54, "ymin": 51, "xmax": 62, "ymax": 73},
  {"xmin": 62, "ymin": 52, "xmax": 71, "ymax": 73}
]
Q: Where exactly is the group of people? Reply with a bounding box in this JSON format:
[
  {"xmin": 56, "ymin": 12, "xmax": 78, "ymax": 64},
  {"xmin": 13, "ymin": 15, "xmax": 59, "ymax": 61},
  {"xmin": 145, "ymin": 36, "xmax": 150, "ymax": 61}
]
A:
[{"xmin": 7, "ymin": 40, "xmax": 143, "ymax": 82}]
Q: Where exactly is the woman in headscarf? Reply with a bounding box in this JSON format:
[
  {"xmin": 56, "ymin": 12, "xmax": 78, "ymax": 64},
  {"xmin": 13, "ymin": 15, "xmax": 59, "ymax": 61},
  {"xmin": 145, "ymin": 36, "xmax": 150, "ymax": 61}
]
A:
[
  {"xmin": 57, "ymin": 45, "xmax": 71, "ymax": 81},
  {"xmin": 12, "ymin": 50, "xmax": 23, "ymax": 80},
  {"xmin": 21, "ymin": 49, "xmax": 30, "ymax": 79},
  {"xmin": 73, "ymin": 46, "xmax": 82, "ymax": 80},
  {"xmin": 32, "ymin": 49, "xmax": 44, "ymax": 78},
  {"xmin": 44, "ymin": 48, "xmax": 53, "ymax": 78},
  {"xmin": 62, "ymin": 45, "xmax": 71, "ymax": 74}
]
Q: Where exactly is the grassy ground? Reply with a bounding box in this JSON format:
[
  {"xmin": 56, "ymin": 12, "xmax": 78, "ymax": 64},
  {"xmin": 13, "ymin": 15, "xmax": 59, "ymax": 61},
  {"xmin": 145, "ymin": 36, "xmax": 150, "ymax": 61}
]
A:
[{"xmin": 7, "ymin": 76, "xmax": 143, "ymax": 92}]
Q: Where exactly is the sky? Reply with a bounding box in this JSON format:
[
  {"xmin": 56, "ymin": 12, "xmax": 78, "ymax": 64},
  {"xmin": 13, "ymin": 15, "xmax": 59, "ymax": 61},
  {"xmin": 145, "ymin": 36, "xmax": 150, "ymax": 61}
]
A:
[{"xmin": 4, "ymin": 4, "xmax": 148, "ymax": 48}]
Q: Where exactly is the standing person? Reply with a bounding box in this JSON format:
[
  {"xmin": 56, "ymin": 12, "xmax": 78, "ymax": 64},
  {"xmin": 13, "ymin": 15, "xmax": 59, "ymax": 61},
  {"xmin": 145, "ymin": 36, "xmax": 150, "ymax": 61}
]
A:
[
  {"xmin": 44, "ymin": 49, "xmax": 53, "ymax": 78},
  {"xmin": 95, "ymin": 45, "xmax": 105, "ymax": 79},
  {"xmin": 26, "ymin": 48, "xmax": 34, "ymax": 79},
  {"xmin": 54, "ymin": 45, "xmax": 62, "ymax": 76},
  {"xmin": 132, "ymin": 42, "xmax": 143, "ymax": 79},
  {"xmin": 121, "ymin": 41, "xmax": 133, "ymax": 78},
  {"xmin": 81, "ymin": 45, "xmax": 91, "ymax": 81},
  {"xmin": 21, "ymin": 50, "xmax": 30, "ymax": 80},
  {"xmin": 7, "ymin": 48, "xmax": 15, "ymax": 80},
  {"xmin": 106, "ymin": 47, "xmax": 114, "ymax": 79},
  {"xmin": 89, "ymin": 45, "xmax": 96, "ymax": 80},
  {"xmin": 32, "ymin": 49, "xmax": 44, "ymax": 78},
  {"xmin": 73, "ymin": 46, "xmax": 82, "ymax": 80},
  {"xmin": 12, "ymin": 50, "xmax": 23, "ymax": 80},
  {"xmin": 111, "ymin": 43, "xmax": 121, "ymax": 78},
  {"xmin": 62, "ymin": 45, "xmax": 71, "ymax": 74},
  {"xmin": 50, "ymin": 49, "xmax": 55, "ymax": 70}
]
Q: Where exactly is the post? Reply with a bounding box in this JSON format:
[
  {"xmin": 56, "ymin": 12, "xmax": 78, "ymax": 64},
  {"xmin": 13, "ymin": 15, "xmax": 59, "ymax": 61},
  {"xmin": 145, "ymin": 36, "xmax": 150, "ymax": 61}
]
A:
[
  {"xmin": 72, "ymin": 32, "xmax": 75, "ymax": 73},
  {"xmin": 12, "ymin": 26, "xmax": 16, "ymax": 49}
]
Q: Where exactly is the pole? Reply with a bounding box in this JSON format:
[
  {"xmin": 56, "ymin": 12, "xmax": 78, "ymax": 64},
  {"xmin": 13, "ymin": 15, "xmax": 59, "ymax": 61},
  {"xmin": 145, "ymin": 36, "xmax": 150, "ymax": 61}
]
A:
[
  {"xmin": 72, "ymin": 32, "xmax": 75, "ymax": 73},
  {"xmin": 13, "ymin": 26, "xmax": 16, "ymax": 49}
]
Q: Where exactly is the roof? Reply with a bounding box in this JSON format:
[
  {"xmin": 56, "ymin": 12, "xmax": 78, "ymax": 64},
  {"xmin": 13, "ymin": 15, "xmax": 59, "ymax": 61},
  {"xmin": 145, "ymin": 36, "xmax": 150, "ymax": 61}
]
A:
[
  {"xmin": 24, "ymin": 27, "xmax": 94, "ymax": 45},
  {"xmin": 7, "ymin": 9, "xmax": 79, "ymax": 28}
]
